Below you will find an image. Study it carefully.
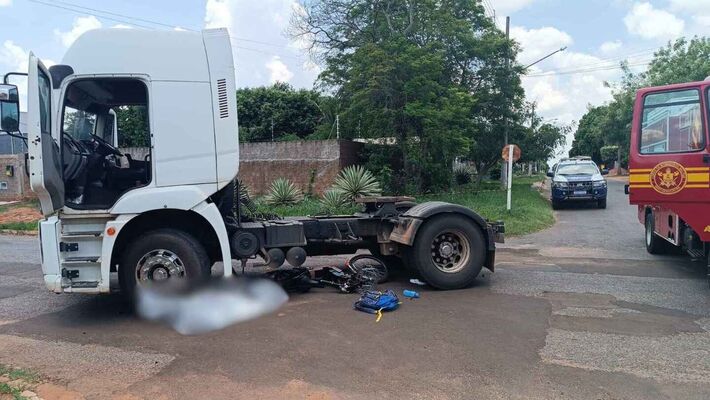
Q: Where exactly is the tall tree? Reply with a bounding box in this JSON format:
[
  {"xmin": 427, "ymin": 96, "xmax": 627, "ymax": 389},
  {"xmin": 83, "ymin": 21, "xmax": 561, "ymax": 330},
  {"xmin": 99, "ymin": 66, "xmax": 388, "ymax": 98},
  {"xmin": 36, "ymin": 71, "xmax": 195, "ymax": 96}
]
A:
[{"xmin": 291, "ymin": 0, "xmax": 522, "ymax": 192}]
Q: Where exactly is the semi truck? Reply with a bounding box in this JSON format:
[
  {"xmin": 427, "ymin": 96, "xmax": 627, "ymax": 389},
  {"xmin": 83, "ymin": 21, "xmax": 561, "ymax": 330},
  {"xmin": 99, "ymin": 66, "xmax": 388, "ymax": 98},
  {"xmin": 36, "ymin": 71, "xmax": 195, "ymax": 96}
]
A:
[
  {"xmin": 627, "ymin": 78, "xmax": 710, "ymax": 283},
  {"xmin": 0, "ymin": 28, "xmax": 503, "ymax": 296}
]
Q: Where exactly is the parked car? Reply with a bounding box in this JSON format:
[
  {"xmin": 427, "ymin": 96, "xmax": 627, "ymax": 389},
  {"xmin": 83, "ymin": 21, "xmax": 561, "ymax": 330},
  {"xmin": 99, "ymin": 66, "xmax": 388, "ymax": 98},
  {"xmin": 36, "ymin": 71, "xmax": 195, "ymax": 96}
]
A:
[{"xmin": 547, "ymin": 158, "xmax": 609, "ymax": 209}]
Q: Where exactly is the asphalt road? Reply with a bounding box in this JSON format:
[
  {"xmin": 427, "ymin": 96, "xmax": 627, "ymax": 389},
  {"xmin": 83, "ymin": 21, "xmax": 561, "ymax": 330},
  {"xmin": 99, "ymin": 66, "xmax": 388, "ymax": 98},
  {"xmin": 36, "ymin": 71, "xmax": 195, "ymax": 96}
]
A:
[{"xmin": 1, "ymin": 179, "xmax": 710, "ymax": 399}]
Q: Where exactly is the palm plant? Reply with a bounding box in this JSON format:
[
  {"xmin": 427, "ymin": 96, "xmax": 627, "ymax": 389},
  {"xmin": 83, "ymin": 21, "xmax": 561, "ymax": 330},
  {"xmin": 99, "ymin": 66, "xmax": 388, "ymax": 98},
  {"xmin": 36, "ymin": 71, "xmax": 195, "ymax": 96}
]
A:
[
  {"xmin": 333, "ymin": 166, "xmax": 382, "ymax": 200},
  {"xmin": 264, "ymin": 178, "xmax": 302, "ymax": 206}
]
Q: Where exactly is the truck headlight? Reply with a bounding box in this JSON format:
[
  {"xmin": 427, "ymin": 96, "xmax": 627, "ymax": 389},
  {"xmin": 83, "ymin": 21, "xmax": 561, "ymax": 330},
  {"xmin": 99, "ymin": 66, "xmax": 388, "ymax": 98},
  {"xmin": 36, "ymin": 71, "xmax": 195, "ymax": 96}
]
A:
[
  {"xmin": 553, "ymin": 182, "xmax": 568, "ymax": 188},
  {"xmin": 593, "ymin": 180, "xmax": 607, "ymax": 188}
]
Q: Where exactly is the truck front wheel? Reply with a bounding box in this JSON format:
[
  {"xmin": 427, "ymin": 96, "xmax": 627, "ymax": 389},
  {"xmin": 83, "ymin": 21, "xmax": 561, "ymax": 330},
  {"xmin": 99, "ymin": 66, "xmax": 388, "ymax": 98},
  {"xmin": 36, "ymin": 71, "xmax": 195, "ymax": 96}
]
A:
[
  {"xmin": 410, "ymin": 215, "xmax": 486, "ymax": 290},
  {"xmin": 119, "ymin": 228, "xmax": 212, "ymax": 299}
]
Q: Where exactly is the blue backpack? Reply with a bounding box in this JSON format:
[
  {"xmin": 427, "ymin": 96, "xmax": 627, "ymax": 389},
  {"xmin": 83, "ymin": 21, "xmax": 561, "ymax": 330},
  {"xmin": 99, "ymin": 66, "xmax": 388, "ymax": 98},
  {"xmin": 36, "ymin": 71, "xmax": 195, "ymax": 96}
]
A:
[{"xmin": 354, "ymin": 290, "xmax": 400, "ymax": 321}]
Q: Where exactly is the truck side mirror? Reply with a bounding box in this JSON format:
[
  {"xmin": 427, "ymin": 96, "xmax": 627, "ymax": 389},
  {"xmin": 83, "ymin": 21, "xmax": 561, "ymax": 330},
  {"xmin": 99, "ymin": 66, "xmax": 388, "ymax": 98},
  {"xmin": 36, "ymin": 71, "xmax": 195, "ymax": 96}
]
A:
[
  {"xmin": 601, "ymin": 169, "xmax": 609, "ymax": 175},
  {"xmin": 0, "ymin": 84, "xmax": 20, "ymax": 133},
  {"xmin": 546, "ymin": 171, "xmax": 554, "ymax": 178}
]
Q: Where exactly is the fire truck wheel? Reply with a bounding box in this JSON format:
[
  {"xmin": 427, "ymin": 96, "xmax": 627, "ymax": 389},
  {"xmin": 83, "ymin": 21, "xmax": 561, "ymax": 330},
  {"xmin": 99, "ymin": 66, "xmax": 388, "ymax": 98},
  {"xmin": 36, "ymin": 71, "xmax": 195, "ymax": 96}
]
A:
[
  {"xmin": 119, "ymin": 228, "xmax": 212, "ymax": 300},
  {"xmin": 410, "ymin": 215, "xmax": 485, "ymax": 290},
  {"xmin": 645, "ymin": 212, "xmax": 667, "ymax": 255}
]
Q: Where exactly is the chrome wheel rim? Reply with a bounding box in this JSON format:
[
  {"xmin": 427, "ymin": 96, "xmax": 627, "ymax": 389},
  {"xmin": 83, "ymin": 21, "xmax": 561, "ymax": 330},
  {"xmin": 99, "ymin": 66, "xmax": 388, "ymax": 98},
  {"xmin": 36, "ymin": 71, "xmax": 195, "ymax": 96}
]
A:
[
  {"xmin": 431, "ymin": 230, "xmax": 470, "ymax": 273},
  {"xmin": 136, "ymin": 249, "xmax": 186, "ymax": 285},
  {"xmin": 646, "ymin": 216, "xmax": 652, "ymax": 246}
]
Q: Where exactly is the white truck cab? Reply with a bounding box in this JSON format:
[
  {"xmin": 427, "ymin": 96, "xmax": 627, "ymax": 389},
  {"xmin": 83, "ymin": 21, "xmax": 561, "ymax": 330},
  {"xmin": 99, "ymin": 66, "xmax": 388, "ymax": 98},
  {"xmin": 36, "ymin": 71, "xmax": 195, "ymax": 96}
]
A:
[
  {"xmin": 0, "ymin": 28, "xmax": 502, "ymax": 296},
  {"xmin": 25, "ymin": 28, "xmax": 238, "ymax": 293}
]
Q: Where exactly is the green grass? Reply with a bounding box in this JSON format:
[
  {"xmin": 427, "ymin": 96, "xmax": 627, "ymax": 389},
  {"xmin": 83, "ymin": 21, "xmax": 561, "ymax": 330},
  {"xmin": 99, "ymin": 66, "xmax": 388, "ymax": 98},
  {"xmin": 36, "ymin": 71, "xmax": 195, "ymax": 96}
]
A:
[
  {"xmin": 0, "ymin": 365, "xmax": 39, "ymax": 384},
  {"xmin": 0, "ymin": 200, "xmax": 40, "ymax": 231},
  {"xmin": 0, "ymin": 199, "xmax": 39, "ymax": 214},
  {"xmin": 0, "ymin": 364, "xmax": 39, "ymax": 400},
  {"xmin": 255, "ymin": 174, "xmax": 553, "ymax": 237},
  {"xmin": 0, "ymin": 221, "xmax": 37, "ymax": 231},
  {"xmin": 418, "ymin": 174, "xmax": 554, "ymax": 236},
  {"xmin": 0, "ymin": 382, "xmax": 28, "ymax": 400}
]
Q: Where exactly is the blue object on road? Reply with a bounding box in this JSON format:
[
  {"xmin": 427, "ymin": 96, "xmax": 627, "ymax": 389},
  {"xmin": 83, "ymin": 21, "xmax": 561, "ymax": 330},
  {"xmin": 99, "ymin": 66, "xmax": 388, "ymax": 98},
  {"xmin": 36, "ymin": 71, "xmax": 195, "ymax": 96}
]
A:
[
  {"xmin": 403, "ymin": 289, "xmax": 420, "ymax": 299},
  {"xmin": 354, "ymin": 290, "xmax": 400, "ymax": 322}
]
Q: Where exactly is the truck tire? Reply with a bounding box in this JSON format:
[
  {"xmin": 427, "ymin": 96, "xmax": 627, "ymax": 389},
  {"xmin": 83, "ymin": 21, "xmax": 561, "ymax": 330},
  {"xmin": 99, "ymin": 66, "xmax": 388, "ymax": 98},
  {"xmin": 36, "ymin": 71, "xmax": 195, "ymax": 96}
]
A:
[
  {"xmin": 552, "ymin": 200, "xmax": 562, "ymax": 210},
  {"xmin": 119, "ymin": 228, "xmax": 212, "ymax": 300},
  {"xmin": 597, "ymin": 199, "xmax": 607, "ymax": 209},
  {"xmin": 645, "ymin": 212, "xmax": 667, "ymax": 255},
  {"xmin": 410, "ymin": 215, "xmax": 486, "ymax": 290}
]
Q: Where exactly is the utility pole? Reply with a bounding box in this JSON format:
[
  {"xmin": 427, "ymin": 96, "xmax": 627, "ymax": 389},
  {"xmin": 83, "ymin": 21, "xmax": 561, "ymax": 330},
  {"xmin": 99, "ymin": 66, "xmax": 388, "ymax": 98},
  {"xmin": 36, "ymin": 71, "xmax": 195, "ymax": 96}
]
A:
[
  {"xmin": 271, "ymin": 116, "xmax": 274, "ymax": 142},
  {"xmin": 500, "ymin": 16, "xmax": 511, "ymax": 188},
  {"xmin": 336, "ymin": 114, "xmax": 340, "ymax": 139}
]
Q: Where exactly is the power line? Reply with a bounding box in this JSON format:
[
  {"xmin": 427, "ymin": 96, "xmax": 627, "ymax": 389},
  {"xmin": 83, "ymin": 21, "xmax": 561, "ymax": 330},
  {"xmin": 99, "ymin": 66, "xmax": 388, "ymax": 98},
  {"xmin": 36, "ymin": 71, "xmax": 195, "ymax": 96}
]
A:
[
  {"xmin": 524, "ymin": 60, "xmax": 651, "ymax": 78},
  {"xmin": 25, "ymin": 0, "xmax": 303, "ymax": 60}
]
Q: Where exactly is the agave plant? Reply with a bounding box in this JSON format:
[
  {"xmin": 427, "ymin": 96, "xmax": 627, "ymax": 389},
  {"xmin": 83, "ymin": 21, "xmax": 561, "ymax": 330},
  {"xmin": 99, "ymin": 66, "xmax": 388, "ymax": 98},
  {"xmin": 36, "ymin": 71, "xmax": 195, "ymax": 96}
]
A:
[
  {"xmin": 320, "ymin": 189, "xmax": 350, "ymax": 215},
  {"xmin": 454, "ymin": 166, "xmax": 473, "ymax": 185},
  {"xmin": 333, "ymin": 165, "xmax": 382, "ymax": 200},
  {"xmin": 264, "ymin": 178, "xmax": 302, "ymax": 206}
]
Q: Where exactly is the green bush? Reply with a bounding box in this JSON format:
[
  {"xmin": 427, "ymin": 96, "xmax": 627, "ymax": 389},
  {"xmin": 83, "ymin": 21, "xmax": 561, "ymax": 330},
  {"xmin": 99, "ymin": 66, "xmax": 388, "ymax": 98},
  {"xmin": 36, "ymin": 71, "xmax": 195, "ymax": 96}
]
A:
[
  {"xmin": 264, "ymin": 178, "xmax": 302, "ymax": 206},
  {"xmin": 333, "ymin": 165, "xmax": 382, "ymax": 200}
]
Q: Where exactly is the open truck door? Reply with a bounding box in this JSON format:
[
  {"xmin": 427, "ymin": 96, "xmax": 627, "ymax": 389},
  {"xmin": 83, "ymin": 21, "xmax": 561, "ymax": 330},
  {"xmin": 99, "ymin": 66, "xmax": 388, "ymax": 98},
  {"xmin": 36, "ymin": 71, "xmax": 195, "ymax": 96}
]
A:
[
  {"xmin": 27, "ymin": 53, "xmax": 64, "ymax": 216},
  {"xmin": 629, "ymin": 84, "xmax": 710, "ymax": 248}
]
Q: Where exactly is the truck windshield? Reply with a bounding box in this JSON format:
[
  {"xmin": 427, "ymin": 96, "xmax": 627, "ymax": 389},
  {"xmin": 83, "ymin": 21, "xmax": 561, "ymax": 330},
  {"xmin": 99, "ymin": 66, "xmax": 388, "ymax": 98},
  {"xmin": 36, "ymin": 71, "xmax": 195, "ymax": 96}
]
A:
[
  {"xmin": 557, "ymin": 164, "xmax": 598, "ymax": 175},
  {"xmin": 640, "ymin": 89, "xmax": 703, "ymax": 154},
  {"xmin": 63, "ymin": 106, "xmax": 96, "ymax": 141}
]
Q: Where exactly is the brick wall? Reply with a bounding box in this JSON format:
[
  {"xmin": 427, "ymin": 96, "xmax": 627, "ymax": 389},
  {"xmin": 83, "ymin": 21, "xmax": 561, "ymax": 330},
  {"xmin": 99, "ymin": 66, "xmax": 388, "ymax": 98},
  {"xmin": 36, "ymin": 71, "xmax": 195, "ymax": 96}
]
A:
[
  {"xmin": 238, "ymin": 140, "xmax": 364, "ymax": 196},
  {"xmin": 0, "ymin": 154, "xmax": 33, "ymax": 201}
]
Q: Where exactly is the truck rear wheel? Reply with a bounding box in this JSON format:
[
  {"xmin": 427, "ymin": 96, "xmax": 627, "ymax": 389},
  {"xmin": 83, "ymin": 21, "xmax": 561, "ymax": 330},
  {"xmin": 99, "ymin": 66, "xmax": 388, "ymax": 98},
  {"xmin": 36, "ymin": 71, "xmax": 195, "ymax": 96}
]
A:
[
  {"xmin": 119, "ymin": 228, "xmax": 212, "ymax": 300},
  {"xmin": 410, "ymin": 215, "xmax": 485, "ymax": 290},
  {"xmin": 645, "ymin": 212, "xmax": 667, "ymax": 255}
]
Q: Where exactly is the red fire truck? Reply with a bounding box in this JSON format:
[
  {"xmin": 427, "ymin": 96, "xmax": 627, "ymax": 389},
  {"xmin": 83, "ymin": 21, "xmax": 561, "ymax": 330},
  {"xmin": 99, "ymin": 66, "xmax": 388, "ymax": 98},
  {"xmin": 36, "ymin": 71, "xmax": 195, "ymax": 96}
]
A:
[{"xmin": 628, "ymin": 79, "xmax": 710, "ymax": 283}]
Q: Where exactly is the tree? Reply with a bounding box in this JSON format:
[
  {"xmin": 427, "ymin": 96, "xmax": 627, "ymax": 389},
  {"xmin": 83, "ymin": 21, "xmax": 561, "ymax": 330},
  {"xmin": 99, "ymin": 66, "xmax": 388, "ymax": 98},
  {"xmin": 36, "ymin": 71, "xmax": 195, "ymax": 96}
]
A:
[
  {"xmin": 291, "ymin": 0, "xmax": 522, "ymax": 192},
  {"xmin": 237, "ymin": 83, "xmax": 325, "ymax": 142},
  {"xmin": 572, "ymin": 37, "xmax": 710, "ymax": 167}
]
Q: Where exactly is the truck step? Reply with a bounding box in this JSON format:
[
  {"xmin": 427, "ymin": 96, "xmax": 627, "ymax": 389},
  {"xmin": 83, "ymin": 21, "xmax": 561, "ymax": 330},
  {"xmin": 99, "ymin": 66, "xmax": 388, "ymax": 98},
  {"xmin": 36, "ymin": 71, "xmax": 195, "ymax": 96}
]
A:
[
  {"xmin": 70, "ymin": 281, "xmax": 99, "ymax": 289},
  {"xmin": 62, "ymin": 256, "xmax": 101, "ymax": 264},
  {"xmin": 688, "ymin": 248, "xmax": 704, "ymax": 260},
  {"xmin": 61, "ymin": 231, "xmax": 103, "ymax": 238}
]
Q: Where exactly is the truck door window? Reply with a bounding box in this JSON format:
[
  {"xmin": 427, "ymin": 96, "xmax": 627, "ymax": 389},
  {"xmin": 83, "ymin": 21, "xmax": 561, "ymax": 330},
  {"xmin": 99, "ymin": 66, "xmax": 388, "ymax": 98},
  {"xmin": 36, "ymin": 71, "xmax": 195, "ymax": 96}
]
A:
[
  {"xmin": 38, "ymin": 70, "xmax": 51, "ymax": 134},
  {"xmin": 640, "ymin": 89, "xmax": 703, "ymax": 154},
  {"xmin": 60, "ymin": 78, "xmax": 151, "ymax": 209}
]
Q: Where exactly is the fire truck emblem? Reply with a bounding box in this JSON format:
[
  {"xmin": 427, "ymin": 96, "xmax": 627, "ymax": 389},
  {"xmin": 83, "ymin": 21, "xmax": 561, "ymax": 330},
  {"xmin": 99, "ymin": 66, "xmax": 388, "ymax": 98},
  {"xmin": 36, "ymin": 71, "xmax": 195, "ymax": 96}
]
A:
[{"xmin": 650, "ymin": 161, "xmax": 687, "ymax": 195}]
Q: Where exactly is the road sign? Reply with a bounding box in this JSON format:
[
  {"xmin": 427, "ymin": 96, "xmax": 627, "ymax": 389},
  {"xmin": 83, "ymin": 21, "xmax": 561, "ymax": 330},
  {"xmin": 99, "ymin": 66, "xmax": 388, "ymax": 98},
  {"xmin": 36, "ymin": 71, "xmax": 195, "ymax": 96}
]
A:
[
  {"xmin": 501, "ymin": 144, "xmax": 521, "ymax": 211},
  {"xmin": 501, "ymin": 144, "xmax": 521, "ymax": 162}
]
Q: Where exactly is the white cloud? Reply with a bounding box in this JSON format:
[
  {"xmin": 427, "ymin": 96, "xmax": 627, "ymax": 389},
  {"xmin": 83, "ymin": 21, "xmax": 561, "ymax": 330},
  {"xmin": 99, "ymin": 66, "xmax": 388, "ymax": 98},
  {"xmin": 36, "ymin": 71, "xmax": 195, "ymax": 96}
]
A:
[
  {"xmin": 205, "ymin": 0, "xmax": 234, "ymax": 32},
  {"xmin": 669, "ymin": 0, "xmax": 710, "ymax": 14},
  {"xmin": 493, "ymin": 0, "xmax": 537, "ymax": 15},
  {"xmin": 54, "ymin": 16, "xmax": 103, "ymax": 48},
  {"xmin": 510, "ymin": 26, "xmax": 572, "ymax": 66},
  {"xmin": 202, "ymin": 0, "xmax": 318, "ymax": 88},
  {"xmin": 599, "ymin": 40, "xmax": 622, "ymax": 54},
  {"xmin": 0, "ymin": 0, "xmax": 12, "ymax": 7},
  {"xmin": 111, "ymin": 24, "xmax": 133, "ymax": 29},
  {"xmin": 0, "ymin": 40, "xmax": 28, "ymax": 73},
  {"xmin": 669, "ymin": 0, "xmax": 710, "ymax": 30},
  {"xmin": 512, "ymin": 24, "xmax": 616, "ymax": 161},
  {"xmin": 265, "ymin": 56, "xmax": 293, "ymax": 83},
  {"xmin": 624, "ymin": 2, "xmax": 684, "ymax": 40}
]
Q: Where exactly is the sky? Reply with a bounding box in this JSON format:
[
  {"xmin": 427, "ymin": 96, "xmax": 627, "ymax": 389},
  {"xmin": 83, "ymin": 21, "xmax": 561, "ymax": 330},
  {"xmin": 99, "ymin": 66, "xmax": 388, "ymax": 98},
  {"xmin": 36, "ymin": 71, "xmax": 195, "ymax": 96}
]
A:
[{"xmin": 0, "ymin": 0, "xmax": 708, "ymax": 156}]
